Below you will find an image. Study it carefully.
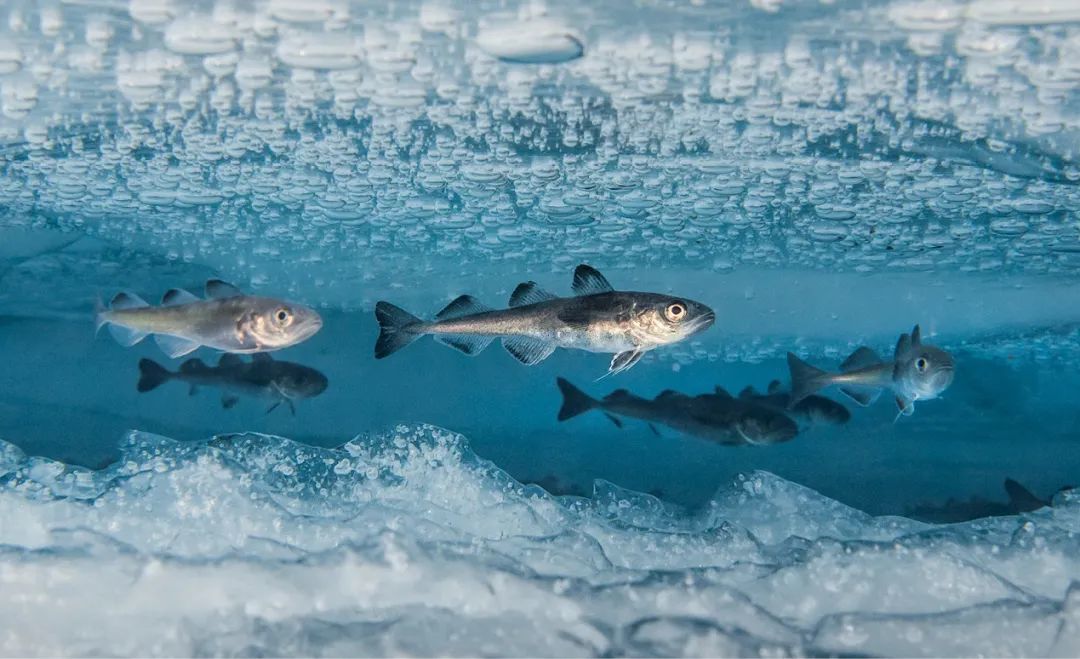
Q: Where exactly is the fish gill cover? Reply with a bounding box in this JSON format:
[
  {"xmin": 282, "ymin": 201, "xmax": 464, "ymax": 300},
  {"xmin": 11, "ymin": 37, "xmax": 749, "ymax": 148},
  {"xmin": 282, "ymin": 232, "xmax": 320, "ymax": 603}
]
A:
[{"xmin": 0, "ymin": 0, "xmax": 1078, "ymax": 656}]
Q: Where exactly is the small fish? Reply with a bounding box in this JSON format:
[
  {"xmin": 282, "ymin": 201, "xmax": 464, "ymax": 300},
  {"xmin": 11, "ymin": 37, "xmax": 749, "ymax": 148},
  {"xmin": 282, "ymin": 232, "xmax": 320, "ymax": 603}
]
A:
[
  {"xmin": 375, "ymin": 264, "xmax": 715, "ymax": 377},
  {"xmin": 96, "ymin": 279, "xmax": 323, "ymax": 358},
  {"xmin": 787, "ymin": 324, "xmax": 955, "ymax": 418},
  {"xmin": 738, "ymin": 380, "xmax": 851, "ymax": 426},
  {"xmin": 904, "ymin": 478, "xmax": 1065, "ymax": 524},
  {"xmin": 556, "ymin": 378, "xmax": 798, "ymax": 446},
  {"xmin": 137, "ymin": 353, "xmax": 328, "ymax": 415}
]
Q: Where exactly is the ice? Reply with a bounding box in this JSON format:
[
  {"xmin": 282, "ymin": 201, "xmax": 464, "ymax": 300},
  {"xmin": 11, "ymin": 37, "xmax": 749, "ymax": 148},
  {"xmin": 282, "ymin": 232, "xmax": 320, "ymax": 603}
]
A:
[{"xmin": 0, "ymin": 424, "xmax": 1077, "ymax": 656}]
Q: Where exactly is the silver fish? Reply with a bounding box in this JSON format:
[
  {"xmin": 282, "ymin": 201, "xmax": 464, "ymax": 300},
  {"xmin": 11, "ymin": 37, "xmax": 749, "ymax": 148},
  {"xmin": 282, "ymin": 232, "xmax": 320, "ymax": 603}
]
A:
[
  {"xmin": 556, "ymin": 378, "xmax": 798, "ymax": 446},
  {"xmin": 95, "ymin": 279, "xmax": 323, "ymax": 358},
  {"xmin": 787, "ymin": 324, "xmax": 955, "ymax": 418},
  {"xmin": 375, "ymin": 264, "xmax": 715, "ymax": 376},
  {"xmin": 137, "ymin": 353, "xmax": 328, "ymax": 415},
  {"xmin": 738, "ymin": 380, "xmax": 851, "ymax": 426}
]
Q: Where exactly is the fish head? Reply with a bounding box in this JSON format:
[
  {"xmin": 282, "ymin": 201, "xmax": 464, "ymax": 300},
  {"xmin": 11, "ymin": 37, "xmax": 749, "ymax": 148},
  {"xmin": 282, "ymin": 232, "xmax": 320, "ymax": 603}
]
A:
[
  {"xmin": 734, "ymin": 408, "xmax": 799, "ymax": 445},
  {"xmin": 900, "ymin": 345, "xmax": 955, "ymax": 400},
  {"xmin": 272, "ymin": 365, "xmax": 329, "ymax": 399},
  {"xmin": 243, "ymin": 298, "xmax": 324, "ymax": 350},
  {"xmin": 628, "ymin": 295, "xmax": 715, "ymax": 346}
]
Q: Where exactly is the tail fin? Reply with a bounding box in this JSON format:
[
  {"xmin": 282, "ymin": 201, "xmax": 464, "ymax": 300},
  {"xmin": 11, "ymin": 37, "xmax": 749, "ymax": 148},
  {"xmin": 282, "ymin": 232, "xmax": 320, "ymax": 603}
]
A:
[
  {"xmin": 786, "ymin": 352, "xmax": 831, "ymax": 407},
  {"xmin": 374, "ymin": 302, "xmax": 424, "ymax": 359},
  {"xmin": 100, "ymin": 292, "xmax": 151, "ymax": 346},
  {"xmin": 556, "ymin": 377, "xmax": 598, "ymax": 421},
  {"xmin": 137, "ymin": 358, "xmax": 172, "ymax": 392},
  {"xmin": 94, "ymin": 294, "xmax": 107, "ymax": 336}
]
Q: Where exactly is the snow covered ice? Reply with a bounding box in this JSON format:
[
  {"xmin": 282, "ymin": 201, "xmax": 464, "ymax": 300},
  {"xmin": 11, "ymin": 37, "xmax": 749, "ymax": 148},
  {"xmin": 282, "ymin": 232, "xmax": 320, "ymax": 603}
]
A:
[{"xmin": 0, "ymin": 0, "xmax": 1078, "ymax": 655}]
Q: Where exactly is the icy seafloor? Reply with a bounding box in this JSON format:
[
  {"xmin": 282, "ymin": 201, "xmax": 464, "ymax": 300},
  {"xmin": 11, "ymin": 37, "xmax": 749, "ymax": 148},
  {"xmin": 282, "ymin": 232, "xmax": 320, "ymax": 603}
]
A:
[
  {"xmin": 0, "ymin": 0, "xmax": 1079, "ymax": 655},
  {"xmin": 3, "ymin": 424, "xmax": 1080, "ymax": 657}
]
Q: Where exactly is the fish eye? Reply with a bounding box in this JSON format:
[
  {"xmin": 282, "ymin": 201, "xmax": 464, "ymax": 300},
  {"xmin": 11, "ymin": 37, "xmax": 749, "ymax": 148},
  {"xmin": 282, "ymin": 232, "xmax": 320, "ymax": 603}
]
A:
[
  {"xmin": 274, "ymin": 308, "xmax": 292, "ymax": 325},
  {"xmin": 665, "ymin": 302, "xmax": 687, "ymax": 322},
  {"xmin": 916, "ymin": 357, "xmax": 929, "ymax": 372}
]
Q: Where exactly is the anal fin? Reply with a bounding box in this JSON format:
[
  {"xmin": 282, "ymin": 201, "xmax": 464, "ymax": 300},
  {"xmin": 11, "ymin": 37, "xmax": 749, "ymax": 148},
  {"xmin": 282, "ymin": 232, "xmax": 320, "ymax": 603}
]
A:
[
  {"xmin": 155, "ymin": 334, "xmax": 201, "ymax": 359},
  {"xmin": 502, "ymin": 336, "xmax": 556, "ymax": 365},
  {"xmin": 435, "ymin": 334, "xmax": 494, "ymax": 356},
  {"xmin": 108, "ymin": 324, "xmax": 149, "ymax": 347},
  {"xmin": 839, "ymin": 387, "xmax": 882, "ymax": 407}
]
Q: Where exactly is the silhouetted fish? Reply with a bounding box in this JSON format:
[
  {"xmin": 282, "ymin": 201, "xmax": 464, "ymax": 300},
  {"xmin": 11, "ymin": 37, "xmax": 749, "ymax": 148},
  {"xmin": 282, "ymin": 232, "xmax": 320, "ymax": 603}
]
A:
[
  {"xmin": 137, "ymin": 353, "xmax": 328, "ymax": 415},
  {"xmin": 738, "ymin": 380, "xmax": 851, "ymax": 426}
]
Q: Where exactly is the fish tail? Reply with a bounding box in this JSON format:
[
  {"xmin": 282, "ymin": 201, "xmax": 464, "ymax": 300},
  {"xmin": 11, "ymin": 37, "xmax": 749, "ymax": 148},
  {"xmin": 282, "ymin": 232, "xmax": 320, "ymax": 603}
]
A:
[
  {"xmin": 137, "ymin": 358, "xmax": 172, "ymax": 393},
  {"xmin": 556, "ymin": 377, "xmax": 598, "ymax": 421},
  {"xmin": 101, "ymin": 291, "xmax": 151, "ymax": 346},
  {"xmin": 786, "ymin": 352, "xmax": 832, "ymax": 407},
  {"xmin": 93, "ymin": 293, "xmax": 108, "ymax": 336},
  {"xmin": 374, "ymin": 301, "xmax": 424, "ymax": 359}
]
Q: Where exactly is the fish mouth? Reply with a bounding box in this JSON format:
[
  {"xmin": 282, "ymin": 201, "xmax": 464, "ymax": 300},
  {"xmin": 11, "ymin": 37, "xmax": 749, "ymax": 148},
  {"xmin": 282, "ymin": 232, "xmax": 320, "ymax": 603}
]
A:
[{"xmin": 687, "ymin": 311, "xmax": 716, "ymax": 334}]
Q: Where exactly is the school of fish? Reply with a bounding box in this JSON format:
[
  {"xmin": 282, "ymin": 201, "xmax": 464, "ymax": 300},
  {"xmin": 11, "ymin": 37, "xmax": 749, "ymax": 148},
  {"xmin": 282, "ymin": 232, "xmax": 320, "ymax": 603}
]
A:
[{"xmin": 101, "ymin": 263, "xmax": 956, "ymax": 441}]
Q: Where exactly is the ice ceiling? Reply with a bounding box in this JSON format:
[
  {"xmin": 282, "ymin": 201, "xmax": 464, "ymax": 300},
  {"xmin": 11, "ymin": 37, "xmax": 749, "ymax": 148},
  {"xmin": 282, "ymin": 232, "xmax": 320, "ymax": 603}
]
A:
[{"xmin": 0, "ymin": 0, "xmax": 1078, "ymax": 294}]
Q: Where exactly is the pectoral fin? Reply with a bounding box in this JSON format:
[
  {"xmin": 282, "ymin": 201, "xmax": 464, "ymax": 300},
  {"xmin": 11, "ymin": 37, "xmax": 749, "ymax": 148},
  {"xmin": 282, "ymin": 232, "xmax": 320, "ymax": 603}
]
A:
[{"xmin": 600, "ymin": 349, "xmax": 643, "ymax": 379}]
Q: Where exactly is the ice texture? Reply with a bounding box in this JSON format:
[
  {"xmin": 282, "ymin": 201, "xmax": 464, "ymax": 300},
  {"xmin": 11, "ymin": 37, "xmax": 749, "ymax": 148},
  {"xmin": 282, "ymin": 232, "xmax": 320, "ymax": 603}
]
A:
[
  {"xmin": 0, "ymin": 0, "xmax": 1076, "ymax": 305},
  {"xmin": 0, "ymin": 425, "xmax": 1078, "ymax": 657}
]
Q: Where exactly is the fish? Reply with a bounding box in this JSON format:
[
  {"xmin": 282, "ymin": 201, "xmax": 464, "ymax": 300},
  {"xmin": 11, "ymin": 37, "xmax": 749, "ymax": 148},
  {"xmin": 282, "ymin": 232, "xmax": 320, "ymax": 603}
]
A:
[
  {"xmin": 137, "ymin": 353, "xmax": 328, "ymax": 415},
  {"xmin": 786, "ymin": 324, "xmax": 955, "ymax": 418},
  {"xmin": 555, "ymin": 377, "xmax": 799, "ymax": 446},
  {"xmin": 95, "ymin": 279, "xmax": 323, "ymax": 358},
  {"xmin": 904, "ymin": 478, "xmax": 1068, "ymax": 524},
  {"xmin": 738, "ymin": 380, "xmax": 851, "ymax": 426},
  {"xmin": 375, "ymin": 264, "xmax": 715, "ymax": 377}
]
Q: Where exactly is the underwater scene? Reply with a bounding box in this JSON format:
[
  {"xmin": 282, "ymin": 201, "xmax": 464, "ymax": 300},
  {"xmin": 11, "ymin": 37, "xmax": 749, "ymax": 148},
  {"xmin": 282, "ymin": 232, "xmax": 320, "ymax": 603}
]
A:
[{"xmin": 1, "ymin": 0, "xmax": 1080, "ymax": 656}]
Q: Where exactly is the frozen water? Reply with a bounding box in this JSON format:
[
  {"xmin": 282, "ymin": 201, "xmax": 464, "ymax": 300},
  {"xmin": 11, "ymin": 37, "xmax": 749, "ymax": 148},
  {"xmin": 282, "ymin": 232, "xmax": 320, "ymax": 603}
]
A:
[
  {"xmin": 1, "ymin": 425, "xmax": 1080, "ymax": 657},
  {"xmin": 0, "ymin": 0, "xmax": 1077, "ymax": 655}
]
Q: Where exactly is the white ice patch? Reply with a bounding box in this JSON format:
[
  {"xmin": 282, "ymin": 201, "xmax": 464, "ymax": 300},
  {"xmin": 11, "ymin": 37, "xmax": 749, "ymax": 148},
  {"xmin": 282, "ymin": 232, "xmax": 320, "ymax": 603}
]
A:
[{"xmin": 1, "ymin": 425, "xmax": 1079, "ymax": 656}]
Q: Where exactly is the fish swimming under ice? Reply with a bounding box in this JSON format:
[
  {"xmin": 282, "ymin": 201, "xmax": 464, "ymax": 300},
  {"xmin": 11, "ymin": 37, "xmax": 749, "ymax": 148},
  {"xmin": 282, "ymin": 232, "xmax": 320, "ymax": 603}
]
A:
[
  {"xmin": 375, "ymin": 264, "xmax": 715, "ymax": 377},
  {"xmin": 738, "ymin": 380, "xmax": 851, "ymax": 426},
  {"xmin": 904, "ymin": 478, "xmax": 1069, "ymax": 524},
  {"xmin": 556, "ymin": 377, "xmax": 798, "ymax": 446},
  {"xmin": 787, "ymin": 324, "xmax": 955, "ymax": 418},
  {"xmin": 137, "ymin": 353, "xmax": 328, "ymax": 415},
  {"xmin": 95, "ymin": 279, "xmax": 323, "ymax": 358}
]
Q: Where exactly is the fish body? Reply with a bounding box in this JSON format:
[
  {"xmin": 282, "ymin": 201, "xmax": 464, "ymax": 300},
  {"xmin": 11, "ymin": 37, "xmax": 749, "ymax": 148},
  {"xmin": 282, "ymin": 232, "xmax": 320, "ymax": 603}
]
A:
[
  {"xmin": 375, "ymin": 264, "xmax": 714, "ymax": 376},
  {"xmin": 738, "ymin": 380, "xmax": 851, "ymax": 426},
  {"xmin": 904, "ymin": 478, "xmax": 1055, "ymax": 524},
  {"xmin": 96, "ymin": 279, "xmax": 323, "ymax": 358},
  {"xmin": 137, "ymin": 353, "xmax": 328, "ymax": 414},
  {"xmin": 556, "ymin": 378, "xmax": 798, "ymax": 446},
  {"xmin": 787, "ymin": 324, "xmax": 955, "ymax": 417}
]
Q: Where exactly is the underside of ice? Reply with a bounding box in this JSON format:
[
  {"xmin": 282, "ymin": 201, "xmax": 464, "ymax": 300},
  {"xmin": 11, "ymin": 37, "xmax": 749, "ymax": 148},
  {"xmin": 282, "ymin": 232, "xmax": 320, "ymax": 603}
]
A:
[{"xmin": 1, "ymin": 425, "xmax": 1079, "ymax": 657}]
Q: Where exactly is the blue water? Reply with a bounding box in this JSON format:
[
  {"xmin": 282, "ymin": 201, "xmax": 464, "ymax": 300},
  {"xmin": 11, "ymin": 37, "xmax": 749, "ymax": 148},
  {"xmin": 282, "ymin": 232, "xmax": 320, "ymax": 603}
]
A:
[{"xmin": 1, "ymin": 0, "xmax": 1080, "ymax": 655}]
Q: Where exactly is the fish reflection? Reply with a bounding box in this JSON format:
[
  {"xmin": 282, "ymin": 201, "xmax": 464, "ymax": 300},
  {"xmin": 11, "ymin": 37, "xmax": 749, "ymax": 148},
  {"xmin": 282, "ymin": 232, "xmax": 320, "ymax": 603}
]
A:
[
  {"xmin": 738, "ymin": 380, "xmax": 851, "ymax": 426},
  {"xmin": 556, "ymin": 378, "xmax": 798, "ymax": 446},
  {"xmin": 904, "ymin": 479, "xmax": 1072, "ymax": 524},
  {"xmin": 137, "ymin": 353, "xmax": 328, "ymax": 415}
]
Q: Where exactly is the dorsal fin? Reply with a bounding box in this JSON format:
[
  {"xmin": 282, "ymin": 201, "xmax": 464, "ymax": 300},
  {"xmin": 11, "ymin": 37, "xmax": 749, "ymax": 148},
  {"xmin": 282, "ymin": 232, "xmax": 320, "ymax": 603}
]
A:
[
  {"xmin": 767, "ymin": 380, "xmax": 782, "ymax": 394},
  {"xmin": 435, "ymin": 295, "xmax": 492, "ymax": 321},
  {"xmin": 509, "ymin": 282, "xmax": 557, "ymax": 308},
  {"xmin": 109, "ymin": 292, "xmax": 149, "ymax": 310},
  {"xmin": 162, "ymin": 289, "xmax": 200, "ymax": 307},
  {"xmin": 654, "ymin": 389, "xmax": 681, "ymax": 402},
  {"xmin": 895, "ymin": 332, "xmax": 912, "ymax": 359},
  {"xmin": 571, "ymin": 264, "xmax": 614, "ymax": 296},
  {"xmin": 713, "ymin": 386, "xmax": 733, "ymax": 399},
  {"xmin": 841, "ymin": 347, "xmax": 883, "ymax": 373},
  {"xmin": 205, "ymin": 279, "xmax": 244, "ymax": 299},
  {"xmin": 911, "ymin": 324, "xmax": 922, "ymax": 347},
  {"xmin": 738, "ymin": 386, "xmax": 757, "ymax": 399},
  {"xmin": 218, "ymin": 354, "xmax": 244, "ymax": 368}
]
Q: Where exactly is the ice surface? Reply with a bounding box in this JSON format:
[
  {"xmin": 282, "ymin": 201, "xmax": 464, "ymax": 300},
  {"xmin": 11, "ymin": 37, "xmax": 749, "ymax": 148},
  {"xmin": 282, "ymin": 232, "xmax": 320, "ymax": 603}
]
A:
[
  {"xmin": 0, "ymin": 425, "xmax": 1078, "ymax": 656},
  {"xmin": 0, "ymin": 0, "xmax": 1076, "ymax": 305}
]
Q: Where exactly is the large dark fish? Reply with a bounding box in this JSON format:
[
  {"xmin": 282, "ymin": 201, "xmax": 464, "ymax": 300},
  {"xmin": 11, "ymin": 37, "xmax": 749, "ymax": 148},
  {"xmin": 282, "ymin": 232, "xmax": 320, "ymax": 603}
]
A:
[
  {"xmin": 96, "ymin": 279, "xmax": 323, "ymax": 358},
  {"xmin": 787, "ymin": 324, "xmax": 955, "ymax": 418},
  {"xmin": 375, "ymin": 264, "xmax": 715, "ymax": 377},
  {"xmin": 137, "ymin": 353, "xmax": 328, "ymax": 414},
  {"xmin": 904, "ymin": 479, "xmax": 1064, "ymax": 524},
  {"xmin": 555, "ymin": 378, "xmax": 798, "ymax": 446}
]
